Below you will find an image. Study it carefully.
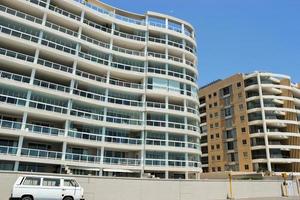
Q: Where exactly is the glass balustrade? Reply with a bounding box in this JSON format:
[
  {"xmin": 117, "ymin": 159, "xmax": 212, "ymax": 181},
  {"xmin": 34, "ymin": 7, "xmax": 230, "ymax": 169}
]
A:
[
  {"xmin": 68, "ymin": 130, "xmax": 102, "ymax": 141},
  {"xmin": 41, "ymin": 39, "xmax": 76, "ymax": 55},
  {"xmin": 168, "ymin": 159, "xmax": 186, "ymax": 167},
  {"xmin": 168, "ymin": 122, "xmax": 185, "ymax": 129},
  {"xmin": 109, "ymin": 79, "xmax": 143, "ymax": 89},
  {"xmin": 106, "ymin": 116, "xmax": 142, "ymax": 125},
  {"xmin": 29, "ymin": 100, "xmax": 68, "ymax": 114},
  {"xmin": 45, "ymin": 21, "xmax": 78, "ymax": 37},
  {"xmin": 111, "ymin": 61, "xmax": 144, "ymax": 73},
  {"xmin": 145, "ymin": 159, "xmax": 166, "ymax": 166},
  {"xmin": 0, "ymin": 48, "xmax": 35, "ymax": 63},
  {"xmin": 0, "ymin": 119, "xmax": 22, "ymax": 130},
  {"xmin": 70, "ymin": 109, "xmax": 104, "ymax": 121},
  {"xmin": 146, "ymin": 139, "xmax": 166, "ymax": 146},
  {"xmin": 73, "ymin": 89, "xmax": 106, "ymax": 102},
  {"xmin": 25, "ymin": 123, "xmax": 65, "ymax": 136},
  {"xmin": 25, "ymin": 0, "xmax": 47, "ymax": 7},
  {"xmin": 78, "ymin": 52, "xmax": 109, "ymax": 65},
  {"xmin": 0, "ymin": 5, "xmax": 43, "ymax": 24},
  {"xmin": 33, "ymin": 79, "xmax": 70, "ymax": 93},
  {"xmin": 112, "ymin": 46, "xmax": 144, "ymax": 57},
  {"xmin": 65, "ymin": 153, "xmax": 101, "ymax": 163},
  {"xmin": 0, "ymin": 70, "xmax": 30, "ymax": 83},
  {"xmin": 104, "ymin": 135, "xmax": 142, "ymax": 145},
  {"xmin": 147, "ymin": 120, "xmax": 166, "ymax": 127},
  {"xmin": 81, "ymin": 34, "xmax": 110, "ymax": 49},
  {"xmin": 21, "ymin": 148, "xmax": 62, "ymax": 159},
  {"xmin": 0, "ymin": 94, "xmax": 27, "ymax": 106},
  {"xmin": 75, "ymin": 69, "xmax": 106, "ymax": 83},
  {"xmin": 83, "ymin": 19, "xmax": 112, "ymax": 33},
  {"xmin": 37, "ymin": 58, "xmax": 73, "ymax": 73},
  {"xmin": 113, "ymin": 30, "xmax": 145, "ymax": 42},
  {"xmin": 0, "ymin": 25, "xmax": 39, "ymax": 43},
  {"xmin": 48, "ymin": 4, "xmax": 81, "ymax": 21},
  {"xmin": 0, "ymin": 145, "xmax": 18, "ymax": 155},
  {"xmin": 103, "ymin": 157, "xmax": 141, "ymax": 166}
]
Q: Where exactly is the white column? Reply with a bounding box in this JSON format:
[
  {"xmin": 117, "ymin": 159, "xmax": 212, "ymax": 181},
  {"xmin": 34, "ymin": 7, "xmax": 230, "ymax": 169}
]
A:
[{"xmin": 257, "ymin": 73, "xmax": 272, "ymax": 172}]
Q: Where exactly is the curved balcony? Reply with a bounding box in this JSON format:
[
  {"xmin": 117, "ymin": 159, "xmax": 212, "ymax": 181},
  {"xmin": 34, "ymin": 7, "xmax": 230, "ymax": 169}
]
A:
[
  {"xmin": 65, "ymin": 152, "xmax": 101, "ymax": 163},
  {"xmin": 103, "ymin": 157, "xmax": 141, "ymax": 166},
  {"xmin": 21, "ymin": 148, "xmax": 62, "ymax": 160}
]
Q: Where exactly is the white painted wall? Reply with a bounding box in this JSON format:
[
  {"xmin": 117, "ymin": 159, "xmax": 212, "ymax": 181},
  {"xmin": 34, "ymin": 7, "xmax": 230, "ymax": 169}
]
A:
[{"xmin": 0, "ymin": 171, "xmax": 299, "ymax": 200}]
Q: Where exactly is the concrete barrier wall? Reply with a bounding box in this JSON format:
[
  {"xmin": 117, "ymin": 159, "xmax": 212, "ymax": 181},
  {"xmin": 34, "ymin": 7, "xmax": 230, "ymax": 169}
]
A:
[{"xmin": 0, "ymin": 171, "xmax": 299, "ymax": 200}]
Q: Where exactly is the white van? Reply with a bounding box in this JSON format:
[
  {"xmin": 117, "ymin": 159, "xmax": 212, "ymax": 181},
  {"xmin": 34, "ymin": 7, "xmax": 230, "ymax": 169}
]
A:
[{"xmin": 10, "ymin": 175, "xmax": 84, "ymax": 200}]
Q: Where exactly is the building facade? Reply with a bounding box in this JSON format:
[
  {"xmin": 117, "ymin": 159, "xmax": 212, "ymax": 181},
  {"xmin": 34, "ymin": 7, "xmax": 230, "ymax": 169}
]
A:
[
  {"xmin": 0, "ymin": 0, "xmax": 201, "ymax": 179},
  {"xmin": 199, "ymin": 72, "xmax": 300, "ymax": 174}
]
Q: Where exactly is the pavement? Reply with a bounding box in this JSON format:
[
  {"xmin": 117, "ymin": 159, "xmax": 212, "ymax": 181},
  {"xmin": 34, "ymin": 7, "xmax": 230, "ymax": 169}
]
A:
[{"xmin": 236, "ymin": 197, "xmax": 299, "ymax": 200}]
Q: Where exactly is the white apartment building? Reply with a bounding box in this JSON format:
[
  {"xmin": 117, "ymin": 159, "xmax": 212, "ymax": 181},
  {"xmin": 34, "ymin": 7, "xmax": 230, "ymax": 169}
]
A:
[{"xmin": 0, "ymin": 0, "xmax": 201, "ymax": 179}]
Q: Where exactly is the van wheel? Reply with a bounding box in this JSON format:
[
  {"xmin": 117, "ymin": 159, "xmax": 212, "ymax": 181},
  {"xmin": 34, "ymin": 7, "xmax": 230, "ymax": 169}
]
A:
[
  {"xmin": 63, "ymin": 196, "xmax": 73, "ymax": 200},
  {"xmin": 21, "ymin": 196, "xmax": 33, "ymax": 200}
]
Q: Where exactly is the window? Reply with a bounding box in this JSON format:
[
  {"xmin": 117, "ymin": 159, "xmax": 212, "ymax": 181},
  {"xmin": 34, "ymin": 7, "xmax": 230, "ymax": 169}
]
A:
[
  {"xmin": 208, "ymin": 94, "xmax": 212, "ymax": 99},
  {"xmin": 209, "ymin": 104, "xmax": 212, "ymax": 108},
  {"xmin": 210, "ymin": 135, "xmax": 214, "ymax": 139},
  {"xmin": 211, "ymin": 145, "xmax": 215, "ymax": 150},
  {"xmin": 214, "ymin": 102, "xmax": 218, "ymax": 107},
  {"xmin": 218, "ymin": 167, "xmax": 221, "ymax": 171},
  {"xmin": 64, "ymin": 179, "xmax": 79, "ymax": 187},
  {"xmin": 216, "ymin": 144, "xmax": 220, "ymax": 149},
  {"xmin": 238, "ymin": 92, "xmax": 242, "ymax": 98},
  {"xmin": 214, "ymin": 112, "xmax": 219, "ymax": 117},
  {"xmin": 215, "ymin": 123, "xmax": 219, "ymax": 128},
  {"xmin": 224, "ymin": 107, "xmax": 232, "ymax": 117},
  {"xmin": 23, "ymin": 177, "xmax": 41, "ymax": 186},
  {"xmin": 245, "ymin": 165, "xmax": 249, "ymax": 170},
  {"xmin": 210, "ymin": 124, "xmax": 213, "ymax": 128},
  {"xmin": 216, "ymin": 133, "xmax": 220, "ymax": 138},
  {"xmin": 212, "ymin": 167, "xmax": 215, "ymax": 172},
  {"xmin": 237, "ymin": 82, "xmax": 241, "ymax": 87},
  {"xmin": 243, "ymin": 152, "xmax": 248, "ymax": 158},
  {"xmin": 240, "ymin": 116, "xmax": 245, "ymax": 121},
  {"xmin": 227, "ymin": 142, "xmax": 234, "ymax": 150},
  {"xmin": 242, "ymin": 139, "xmax": 247, "ymax": 145},
  {"xmin": 213, "ymin": 92, "xmax": 217, "ymax": 97},
  {"xmin": 239, "ymin": 104, "xmax": 244, "ymax": 110},
  {"xmin": 241, "ymin": 127, "xmax": 246, "ymax": 133},
  {"xmin": 210, "ymin": 114, "xmax": 213, "ymax": 118},
  {"xmin": 217, "ymin": 155, "xmax": 221, "ymax": 160},
  {"xmin": 43, "ymin": 178, "xmax": 60, "ymax": 187}
]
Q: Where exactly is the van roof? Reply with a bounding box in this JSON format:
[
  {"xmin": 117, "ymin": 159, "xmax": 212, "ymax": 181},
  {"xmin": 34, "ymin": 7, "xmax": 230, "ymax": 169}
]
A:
[{"xmin": 20, "ymin": 175, "xmax": 75, "ymax": 179}]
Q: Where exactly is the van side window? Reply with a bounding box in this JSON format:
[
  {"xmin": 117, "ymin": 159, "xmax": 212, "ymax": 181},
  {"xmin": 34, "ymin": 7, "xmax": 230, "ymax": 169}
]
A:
[
  {"xmin": 43, "ymin": 178, "xmax": 60, "ymax": 187},
  {"xmin": 23, "ymin": 177, "xmax": 41, "ymax": 186},
  {"xmin": 64, "ymin": 179, "xmax": 78, "ymax": 187}
]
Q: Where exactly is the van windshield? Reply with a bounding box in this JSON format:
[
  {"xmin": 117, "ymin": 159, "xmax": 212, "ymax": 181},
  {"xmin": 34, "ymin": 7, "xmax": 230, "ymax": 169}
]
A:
[{"xmin": 64, "ymin": 179, "xmax": 79, "ymax": 187}]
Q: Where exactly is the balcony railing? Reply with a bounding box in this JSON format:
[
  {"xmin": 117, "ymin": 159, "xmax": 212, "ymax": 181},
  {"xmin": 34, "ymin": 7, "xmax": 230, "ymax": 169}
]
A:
[
  {"xmin": 41, "ymin": 39, "xmax": 76, "ymax": 55},
  {"xmin": 103, "ymin": 157, "xmax": 141, "ymax": 166},
  {"xmin": 106, "ymin": 116, "xmax": 142, "ymax": 126},
  {"xmin": 81, "ymin": 34, "xmax": 110, "ymax": 49},
  {"xmin": 0, "ymin": 25, "xmax": 39, "ymax": 43},
  {"xmin": 146, "ymin": 138, "xmax": 166, "ymax": 146},
  {"xmin": 112, "ymin": 45, "xmax": 145, "ymax": 57},
  {"xmin": 0, "ymin": 119, "xmax": 22, "ymax": 130},
  {"xmin": 83, "ymin": 19, "xmax": 112, "ymax": 33},
  {"xmin": 21, "ymin": 148, "xmax": 62, "ymax": 159},
  {"xmin": 145, "ymin": 158, "xmax": 166, "ymax": 166},
  {"xmin": 148, "ymin": 36, "xmax": 166, "ymax": 44},
  {"xmin": 65, "ymin": 152, "xmax": 101, "ymax": 163},
  {"xmin": 70, "ymin": 109, "xmax": 104, "ymax": 121},
  {"xmin": 48, "ymin": 4, "xmax": 81, "ymax": 21},
  {"xmin": 33, "ymin": 79, "xmax": 70, "ymax": 93},
  {"xmin": 0, "ymin": 48, "xmax": 35, "ymax": 63},
  {"xmin": 113, "ymin": 30, "xmax": 145, "ymax": 42},
  {"xmin": 78, "ymin": 51, "xmax": 109, "ymax": 65},
  {"xmin": 107, "ymin": 96, "xmax": 143, "ymax": 107},
  {"xmin": 109, "ymin": 78, "xmax": 143, "ymax": 89},
  {"xmin": 0, "ymin": 5, "xmax": 43, "ymax": 24},
  {"xmin": 0, "ymin": 145, "xmax": 18, "ymax": 155},
  {"xmin": 29, "ymin": 99, "xmax": 68, "ymax": 114},
  {"xmin": 0, "ymin": 70, "xmax": 30, "ymax": 84},
  {"xmin": 104, "ymin": 135, "xmax": 142, "ymax": 145},
  {"xmin": 37, "ymin": 58, "xmax": 74, "ymax": 74},
  {"xmin": 25, "ymin": 0, "xmax": 47, "ymax": 7},
  {"xmin": 45, "ymin": 21, "xmax": 78, "ymax": 37},
  {"xmin": 168, "ymin": 159, "xmax": 186, "ymax": 167},
  {"xmin": 75, "ymin": 69, "xmax": 106, "ymax": 83},
  {"xmin": 111, "ymin": 61, "xmax": 144, "ymax": 73},
  {"xmin": 68, "ymin": 130, "xmax": 102, "ymax": 142},
  {"xmin": 73, "ymin": 88, "xmax": 106, "ymax": 102},
  {"xmin": 25, "ymin": 123, "xmax": 65, "ymax": 136}
]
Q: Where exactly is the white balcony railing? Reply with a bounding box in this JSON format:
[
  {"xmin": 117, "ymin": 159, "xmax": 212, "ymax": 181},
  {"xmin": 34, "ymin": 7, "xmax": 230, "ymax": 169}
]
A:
[{"xmin": 103, "ymin": 157, "xmax": 141, "ymax": 166}]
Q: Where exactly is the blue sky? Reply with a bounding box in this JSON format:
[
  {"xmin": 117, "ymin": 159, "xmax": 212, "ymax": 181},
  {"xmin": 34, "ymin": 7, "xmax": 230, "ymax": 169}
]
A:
[{"xmin": 101, "ymin": 0, "xmax": 300, "ymax": 86}]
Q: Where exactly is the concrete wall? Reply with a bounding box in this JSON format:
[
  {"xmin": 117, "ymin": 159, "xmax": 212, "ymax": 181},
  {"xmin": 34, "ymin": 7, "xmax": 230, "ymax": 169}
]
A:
[{"xmin": 0, "ymin": 171, "xmax": 299, "ymax": 200}]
